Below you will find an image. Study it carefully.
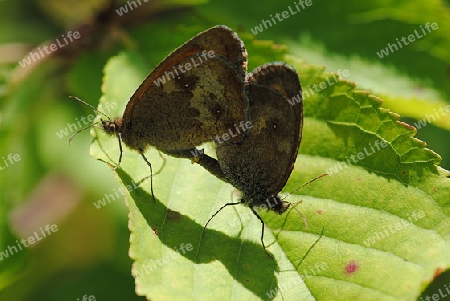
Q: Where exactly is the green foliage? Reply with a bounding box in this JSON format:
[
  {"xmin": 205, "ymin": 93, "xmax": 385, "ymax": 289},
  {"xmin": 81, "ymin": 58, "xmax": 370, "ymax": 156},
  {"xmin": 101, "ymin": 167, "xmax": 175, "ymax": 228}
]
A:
[
  {"xmin": 91, "ymin": 26, "xmax": 450, "ymax": 299},
  {"xmin": 1, "ymin": 0, "xmax": 450, "ymax": 300}
]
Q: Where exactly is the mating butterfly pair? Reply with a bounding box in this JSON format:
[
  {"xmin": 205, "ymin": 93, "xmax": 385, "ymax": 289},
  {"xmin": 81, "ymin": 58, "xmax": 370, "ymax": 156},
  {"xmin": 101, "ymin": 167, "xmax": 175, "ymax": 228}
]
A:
[{"xmin": 73, "ymin": 26, "xmax": 304, "ymax": 256}]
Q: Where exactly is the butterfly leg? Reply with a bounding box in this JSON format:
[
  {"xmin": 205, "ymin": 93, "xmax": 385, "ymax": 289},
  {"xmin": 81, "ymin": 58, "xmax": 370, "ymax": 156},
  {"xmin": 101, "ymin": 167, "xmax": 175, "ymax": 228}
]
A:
[
  {"xmin": 164, "ymin": 148, "xmax": 229, "ymax": 183},
  {"xmin": 139, "ymin": 152, "xmax": 155, "ymax": 202},
  {"xmin": 201, "ymin": 201, "xmax": 241, "ymax": 239},
  {"xmin": 250, "ymin": 207, "xmax": 274, "ymax": 259}
]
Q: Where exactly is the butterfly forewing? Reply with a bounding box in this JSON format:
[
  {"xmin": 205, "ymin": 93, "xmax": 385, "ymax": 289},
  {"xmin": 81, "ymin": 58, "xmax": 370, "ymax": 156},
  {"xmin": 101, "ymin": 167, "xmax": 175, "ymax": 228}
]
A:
[{"xmin": 120, "ymin": 26, "xmax": 249, "ymax": 153}]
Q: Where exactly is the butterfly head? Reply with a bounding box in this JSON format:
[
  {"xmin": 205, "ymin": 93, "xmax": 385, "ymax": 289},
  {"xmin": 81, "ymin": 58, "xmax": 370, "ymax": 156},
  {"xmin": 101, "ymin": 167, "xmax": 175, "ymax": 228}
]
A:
[
  {"xmin": 246, "ymin": 194, "xmax": 291, "ymax": 215},
  {"xmin": 101, "ymin": 117, "xmax": 122, "ymax": 136}
]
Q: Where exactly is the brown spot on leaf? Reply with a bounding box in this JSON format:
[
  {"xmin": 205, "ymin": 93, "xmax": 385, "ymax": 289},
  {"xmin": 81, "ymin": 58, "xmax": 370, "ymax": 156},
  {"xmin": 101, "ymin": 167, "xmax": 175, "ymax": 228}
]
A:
[{"xmin": 344, "ymin": 260, "xmax": 359, "ymax": 275}]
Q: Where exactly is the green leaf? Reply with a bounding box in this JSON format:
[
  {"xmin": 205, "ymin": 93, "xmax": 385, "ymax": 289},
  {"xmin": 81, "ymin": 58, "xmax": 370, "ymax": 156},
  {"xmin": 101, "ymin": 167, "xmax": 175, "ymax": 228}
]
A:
[
  {"xmin": 284, "ymin": 39, "xmax": 450, "ymax": 132},
  {"xmin": 90, "ymin": 30, "xmax": 450, "ymax": 300},
  {"xmin": 197, "ymin": 0, "xmax": 450, "ymax": 100}
]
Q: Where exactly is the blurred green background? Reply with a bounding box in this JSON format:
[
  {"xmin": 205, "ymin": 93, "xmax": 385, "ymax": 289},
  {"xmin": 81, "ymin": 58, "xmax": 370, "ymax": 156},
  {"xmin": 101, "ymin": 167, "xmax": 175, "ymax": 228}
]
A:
[{"xmin": 0, "ymin": 0, "xmax": 449, "ymax": 300}]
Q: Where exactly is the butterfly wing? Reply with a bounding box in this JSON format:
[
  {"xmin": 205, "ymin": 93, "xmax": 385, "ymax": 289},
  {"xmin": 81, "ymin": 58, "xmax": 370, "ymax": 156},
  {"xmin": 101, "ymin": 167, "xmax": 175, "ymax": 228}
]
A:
[
  {"xmin": 120, "ymin": 26, "xmax": 248, "ymax": 152},
  {"xmin": 215, "ymin": 64, "xmax": 302, "ymax": 207},
  {"xmin": 247, "ymin": 63, "xmax": 303, "ymax": 191}
]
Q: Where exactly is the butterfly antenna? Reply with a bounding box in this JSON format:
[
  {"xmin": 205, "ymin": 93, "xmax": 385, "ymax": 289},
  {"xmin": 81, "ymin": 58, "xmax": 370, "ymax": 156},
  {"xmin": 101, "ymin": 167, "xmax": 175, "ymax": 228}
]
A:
[
  {"xmin": 69, "ymin": 96, "xmax": 110, "ymax": 120},
  {"xmin": 281, "ymin": 173, "xmax": 328, "ymax": 201},
  {"xmin": 280, "ymin": 173, "xmax": 328, "ymax": 229},
  {"xmin": 288, "ymin": 201, "xmax": 309, "ymax": 230},
  {"xmin": 68, "ymin": 121, "xmax": 99, "ymax": 145}
]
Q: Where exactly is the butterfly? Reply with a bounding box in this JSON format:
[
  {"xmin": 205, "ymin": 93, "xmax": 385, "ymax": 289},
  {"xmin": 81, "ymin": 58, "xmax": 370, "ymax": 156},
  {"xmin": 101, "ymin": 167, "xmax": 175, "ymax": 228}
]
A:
[
  {"xmin": 71, "ymin": 25, "xmax": 250, "ymax": 197},
  {"xmin": 195, "ymin": 63, "xmax": 305, "ymax": 257}
]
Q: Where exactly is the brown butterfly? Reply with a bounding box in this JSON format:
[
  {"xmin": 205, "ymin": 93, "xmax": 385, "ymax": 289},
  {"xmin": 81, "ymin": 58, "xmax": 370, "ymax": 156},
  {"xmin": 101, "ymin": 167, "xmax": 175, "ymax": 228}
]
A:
[
  {"xmin": 71, "ymin": 25, "xmax": 249, "ymax": 197},
  {"xmin": 195, "ymin": 63, "xmax": 306, "ymax": 256},
  {"xmin": 104, "ymin": 26, "xmax": 249, "ymax": 156}
]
